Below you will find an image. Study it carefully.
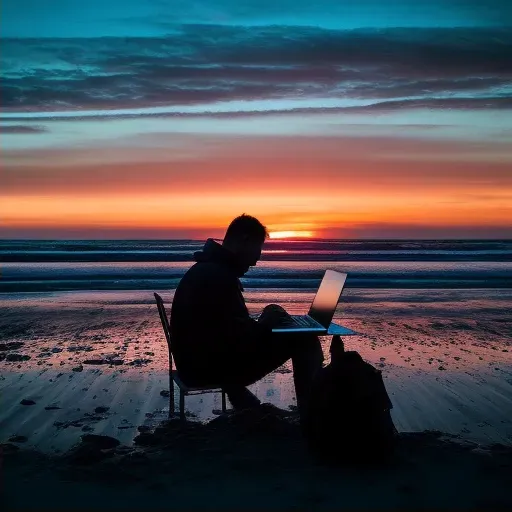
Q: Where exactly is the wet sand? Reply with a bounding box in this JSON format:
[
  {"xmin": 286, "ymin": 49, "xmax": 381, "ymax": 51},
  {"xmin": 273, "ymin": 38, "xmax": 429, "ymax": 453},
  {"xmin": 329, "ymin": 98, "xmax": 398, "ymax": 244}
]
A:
[{"xmin": 1, "ymin": 288, "xmax": 511, "ymax": 509}]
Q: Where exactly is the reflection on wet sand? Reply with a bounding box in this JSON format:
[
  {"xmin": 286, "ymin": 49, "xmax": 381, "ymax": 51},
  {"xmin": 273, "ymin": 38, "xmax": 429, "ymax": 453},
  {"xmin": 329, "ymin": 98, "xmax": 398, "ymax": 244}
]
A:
[{"xmin": 1, "ymin": 288, "xmax": 511, "ymax": 454}]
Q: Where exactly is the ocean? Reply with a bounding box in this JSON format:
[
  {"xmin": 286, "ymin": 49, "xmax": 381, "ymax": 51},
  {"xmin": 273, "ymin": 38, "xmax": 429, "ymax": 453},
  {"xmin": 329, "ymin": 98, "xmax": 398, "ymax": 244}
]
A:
[{"xmin": 1, "ymin": 239, "xmax": 511, "ymax": 293}]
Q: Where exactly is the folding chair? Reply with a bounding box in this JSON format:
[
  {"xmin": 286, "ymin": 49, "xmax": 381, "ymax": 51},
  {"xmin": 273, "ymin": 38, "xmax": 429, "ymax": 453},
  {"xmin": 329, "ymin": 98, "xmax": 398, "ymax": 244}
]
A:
[{"xmin": 154, "ymin": 292, "xmax": 227, "ymax": 420}]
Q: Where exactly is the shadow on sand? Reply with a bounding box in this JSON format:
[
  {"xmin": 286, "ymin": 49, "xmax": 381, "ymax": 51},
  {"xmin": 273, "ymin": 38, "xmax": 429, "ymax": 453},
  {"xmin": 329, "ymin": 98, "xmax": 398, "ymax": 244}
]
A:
[{"xmin": 4, "ymin": 404, "xmax": 512, "ymax": 510}]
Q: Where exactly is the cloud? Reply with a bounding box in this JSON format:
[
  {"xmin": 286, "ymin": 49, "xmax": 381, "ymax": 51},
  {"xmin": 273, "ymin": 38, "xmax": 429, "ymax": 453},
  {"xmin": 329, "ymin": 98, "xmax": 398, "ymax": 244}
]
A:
[
  {"xmin": 3, "ymin": 134, "xmax": 511, "ymax": 195},
  {"xmin": 1, "ymin": 26, "xmax": 511, "ymax": 115},
  {"xmin": 0, "ymin": 224, "xmax": 213, "ymax": 240},
  {"xmin": 1, "ymin": 221, "xmax": 510, "ymax": 241},
  {"xmin": 347, "ymin": 96, "xmax": 512, "ymax": 111},
  {"xmin": 331, "ymin": 222, "xmax": 512, "ymax": 239}
]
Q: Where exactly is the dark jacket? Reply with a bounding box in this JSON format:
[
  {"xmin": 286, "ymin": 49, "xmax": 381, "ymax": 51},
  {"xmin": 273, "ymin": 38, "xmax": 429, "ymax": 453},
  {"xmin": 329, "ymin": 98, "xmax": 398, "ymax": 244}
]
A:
[{"xmin": 170, "ymin": 239, "xmax": 271, "ymax": 384}]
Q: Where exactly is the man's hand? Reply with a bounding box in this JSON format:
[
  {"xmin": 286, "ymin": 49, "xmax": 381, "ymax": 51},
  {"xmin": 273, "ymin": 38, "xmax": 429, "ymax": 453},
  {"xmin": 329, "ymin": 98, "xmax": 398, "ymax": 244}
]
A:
[{"xmin": 258, "ymin": 304, "xmax": 293, "ymax": 327}]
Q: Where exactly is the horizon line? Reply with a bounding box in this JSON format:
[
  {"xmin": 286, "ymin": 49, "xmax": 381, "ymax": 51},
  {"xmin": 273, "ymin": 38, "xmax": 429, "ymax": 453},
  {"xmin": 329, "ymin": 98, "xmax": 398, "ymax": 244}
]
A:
[{"xmin": 1, "ymin": 237, "xmax": 511, "ymax": 242}]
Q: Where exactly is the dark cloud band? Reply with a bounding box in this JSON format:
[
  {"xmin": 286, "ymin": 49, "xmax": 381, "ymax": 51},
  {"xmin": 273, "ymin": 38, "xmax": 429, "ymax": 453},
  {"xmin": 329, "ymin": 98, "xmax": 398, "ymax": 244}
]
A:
[{"xmin": 1, "ymin": 25, "xmax": 511, "ymax": 113}]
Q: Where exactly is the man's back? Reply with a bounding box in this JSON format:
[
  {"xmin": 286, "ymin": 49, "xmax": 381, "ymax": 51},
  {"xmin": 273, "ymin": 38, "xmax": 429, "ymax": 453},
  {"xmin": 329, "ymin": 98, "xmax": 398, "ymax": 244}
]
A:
[{"xmin": 170, "ymin": 239, "xmax": 267, "ymax": 385}]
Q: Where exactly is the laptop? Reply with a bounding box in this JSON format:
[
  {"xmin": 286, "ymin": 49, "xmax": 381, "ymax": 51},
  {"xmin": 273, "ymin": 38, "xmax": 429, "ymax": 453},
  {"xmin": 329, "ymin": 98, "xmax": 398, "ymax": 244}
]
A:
[{"xmin": 270, "ymin": 270, "xmax": 348, "ymax": 333}]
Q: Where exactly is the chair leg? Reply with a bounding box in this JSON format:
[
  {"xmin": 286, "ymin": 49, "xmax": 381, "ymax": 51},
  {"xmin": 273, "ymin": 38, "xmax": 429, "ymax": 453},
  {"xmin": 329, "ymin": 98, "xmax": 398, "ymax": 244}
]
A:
[
  {"xmin": 168, "ymin": 396, "xmax": 174, "ymax": 419},
  {"xmin": 169, "ymin": 371, "xmax": 175, "ymax": 418},
  {"xmin": 221, "ymin": 390, "xmax": 227, "ymax": 413},
  {"xmin": 179, "ymin": 391, "xmax": 185, "ymax": 421}
]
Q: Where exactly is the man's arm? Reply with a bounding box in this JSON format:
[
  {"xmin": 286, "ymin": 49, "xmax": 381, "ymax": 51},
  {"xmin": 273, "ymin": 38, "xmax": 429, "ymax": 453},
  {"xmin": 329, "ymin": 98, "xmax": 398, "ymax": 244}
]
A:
[{"xmin": 208, "ymin": 270, "xmax": 272, "ymax": 346}]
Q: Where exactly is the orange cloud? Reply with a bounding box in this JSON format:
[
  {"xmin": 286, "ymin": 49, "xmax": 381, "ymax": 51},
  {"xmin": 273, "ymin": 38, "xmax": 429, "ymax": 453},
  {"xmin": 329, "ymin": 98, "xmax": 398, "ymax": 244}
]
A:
[{"xmin": 2, "ymin": 135, "xmax": 511, "ymax": 238}]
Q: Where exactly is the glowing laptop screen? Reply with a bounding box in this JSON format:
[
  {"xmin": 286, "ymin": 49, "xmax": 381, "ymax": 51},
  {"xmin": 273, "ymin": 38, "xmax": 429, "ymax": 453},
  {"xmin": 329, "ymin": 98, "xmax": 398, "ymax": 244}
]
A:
[{"xmin": 308, "ymin": 270, "xmax": 347, "ymax": 327}]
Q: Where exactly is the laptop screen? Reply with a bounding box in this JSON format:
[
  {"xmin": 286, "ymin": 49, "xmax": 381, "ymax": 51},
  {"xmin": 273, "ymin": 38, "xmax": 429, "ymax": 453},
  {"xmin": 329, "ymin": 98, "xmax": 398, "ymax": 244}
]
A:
[{"xmin": 308, "ymin": 270, "xmax": 347, "ymax": 328}]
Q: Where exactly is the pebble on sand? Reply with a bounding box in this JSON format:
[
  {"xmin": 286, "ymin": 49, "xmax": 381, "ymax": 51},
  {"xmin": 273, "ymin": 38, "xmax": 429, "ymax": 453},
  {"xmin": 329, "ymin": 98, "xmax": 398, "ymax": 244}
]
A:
[
  {"xmin": 83, "ymin": 358, "xmax": 124, "ymax": 365},
  {"xmin": 6, "ymin": 353, "xmax": 31, "ymax": 362},
  {"xmin": 8, "ymin": 435, "xmax": 28, "ymax": 443},
  {"xmin": 0, "ymin": 342, "xmax": 25, "ymax": 351}
]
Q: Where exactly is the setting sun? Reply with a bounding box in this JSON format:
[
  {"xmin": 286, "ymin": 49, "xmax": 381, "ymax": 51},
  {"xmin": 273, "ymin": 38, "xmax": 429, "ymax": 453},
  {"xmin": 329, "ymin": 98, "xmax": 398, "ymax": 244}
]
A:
[{"xmin": 268, "ymin": 231, "xmax": 315, "ymax": 239}]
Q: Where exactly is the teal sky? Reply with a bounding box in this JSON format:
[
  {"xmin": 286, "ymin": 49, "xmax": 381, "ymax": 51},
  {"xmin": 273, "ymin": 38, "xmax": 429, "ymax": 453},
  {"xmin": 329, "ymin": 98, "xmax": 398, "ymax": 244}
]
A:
[{"xmin": 2, "ymin": 0, "xmax": 512, "ymax": 38}]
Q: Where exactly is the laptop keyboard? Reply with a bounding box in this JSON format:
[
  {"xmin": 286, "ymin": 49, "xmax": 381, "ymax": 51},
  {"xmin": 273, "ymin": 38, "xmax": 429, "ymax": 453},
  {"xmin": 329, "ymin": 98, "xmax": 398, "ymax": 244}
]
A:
[
  {"xmin": 278, "ymin": 315, "xmax": 320, "ymax": 328},
  {"xmin": 295, "ymin": 316, "xmax": 321, "ymax": 327}
]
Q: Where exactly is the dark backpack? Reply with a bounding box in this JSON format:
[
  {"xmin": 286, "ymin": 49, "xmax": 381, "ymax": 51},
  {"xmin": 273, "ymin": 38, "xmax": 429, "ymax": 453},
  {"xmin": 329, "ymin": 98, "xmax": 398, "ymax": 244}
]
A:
[{"xmin": 304, "ymin": 335, "xmax": 397, "ymax": 464}]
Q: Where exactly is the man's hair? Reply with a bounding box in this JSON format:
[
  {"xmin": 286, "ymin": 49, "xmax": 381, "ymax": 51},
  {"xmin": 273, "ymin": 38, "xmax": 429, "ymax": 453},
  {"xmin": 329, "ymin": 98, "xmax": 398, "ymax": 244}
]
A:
[{"xmin": 224, "ymin": 214, "xmax": 269, "ymax": 243}]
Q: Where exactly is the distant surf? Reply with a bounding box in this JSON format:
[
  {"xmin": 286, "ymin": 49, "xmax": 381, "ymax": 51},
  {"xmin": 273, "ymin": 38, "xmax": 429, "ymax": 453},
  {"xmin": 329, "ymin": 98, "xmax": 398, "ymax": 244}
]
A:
[{"xmin": 1, "ymin": 239, "xmax": 511, "ymax": 292}]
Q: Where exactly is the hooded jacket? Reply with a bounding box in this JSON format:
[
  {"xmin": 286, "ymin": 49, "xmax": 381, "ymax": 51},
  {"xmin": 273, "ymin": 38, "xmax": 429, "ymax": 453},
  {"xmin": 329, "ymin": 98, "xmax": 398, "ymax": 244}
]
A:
[{"xmin": 170, "ymin": 238, "xmax": 271, "ymax": 384}]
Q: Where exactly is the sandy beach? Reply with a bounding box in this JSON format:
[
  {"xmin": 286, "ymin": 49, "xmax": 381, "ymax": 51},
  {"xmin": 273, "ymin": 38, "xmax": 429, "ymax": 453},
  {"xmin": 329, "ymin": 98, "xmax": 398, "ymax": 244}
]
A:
[{"xmin": 1, "ymin": 288, "xmax": 511, "ymax": 509}]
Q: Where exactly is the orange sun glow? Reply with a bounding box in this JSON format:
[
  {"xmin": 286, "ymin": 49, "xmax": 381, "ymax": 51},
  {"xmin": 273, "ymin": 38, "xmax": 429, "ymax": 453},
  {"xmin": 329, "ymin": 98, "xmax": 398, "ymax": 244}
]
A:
[{"xmin": 268, "ymin": 230, "xmax": 315, "ymax": 239}]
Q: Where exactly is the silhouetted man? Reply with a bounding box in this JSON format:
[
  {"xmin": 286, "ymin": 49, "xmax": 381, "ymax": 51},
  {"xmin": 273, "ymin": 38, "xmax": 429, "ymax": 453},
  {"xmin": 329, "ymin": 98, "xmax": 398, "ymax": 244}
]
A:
[{"xmin": 170, "ymin": 214, "xmax": 324, "ymax": 414}]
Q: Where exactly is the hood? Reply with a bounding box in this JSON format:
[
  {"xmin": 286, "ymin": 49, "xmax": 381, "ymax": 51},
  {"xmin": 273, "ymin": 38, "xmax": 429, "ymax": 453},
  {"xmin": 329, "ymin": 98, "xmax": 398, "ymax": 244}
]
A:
[{"xmin": 194, "ymin": 238, "xmax": 249, "ymax": 278}]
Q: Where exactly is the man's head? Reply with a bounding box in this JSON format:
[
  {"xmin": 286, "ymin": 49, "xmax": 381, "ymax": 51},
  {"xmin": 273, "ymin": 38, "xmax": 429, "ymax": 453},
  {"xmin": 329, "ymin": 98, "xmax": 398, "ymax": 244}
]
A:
[{"xmin": 222, "ymin": 214, "xmax": 268, "ymax": 273}]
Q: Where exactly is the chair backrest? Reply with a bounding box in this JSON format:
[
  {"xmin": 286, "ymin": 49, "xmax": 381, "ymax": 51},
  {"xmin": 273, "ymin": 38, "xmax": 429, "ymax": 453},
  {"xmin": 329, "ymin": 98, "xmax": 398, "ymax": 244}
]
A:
[{"xmin": 154, "ymin": 292, "xmax": 172, "ymax": 352}]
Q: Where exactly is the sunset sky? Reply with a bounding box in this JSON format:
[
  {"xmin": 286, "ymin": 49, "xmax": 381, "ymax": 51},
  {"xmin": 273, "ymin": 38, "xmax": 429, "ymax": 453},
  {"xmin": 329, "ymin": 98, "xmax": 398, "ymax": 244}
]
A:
[{"xmin": 1, "ymin": 0, "xmax": 511, "ymax": 239}]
